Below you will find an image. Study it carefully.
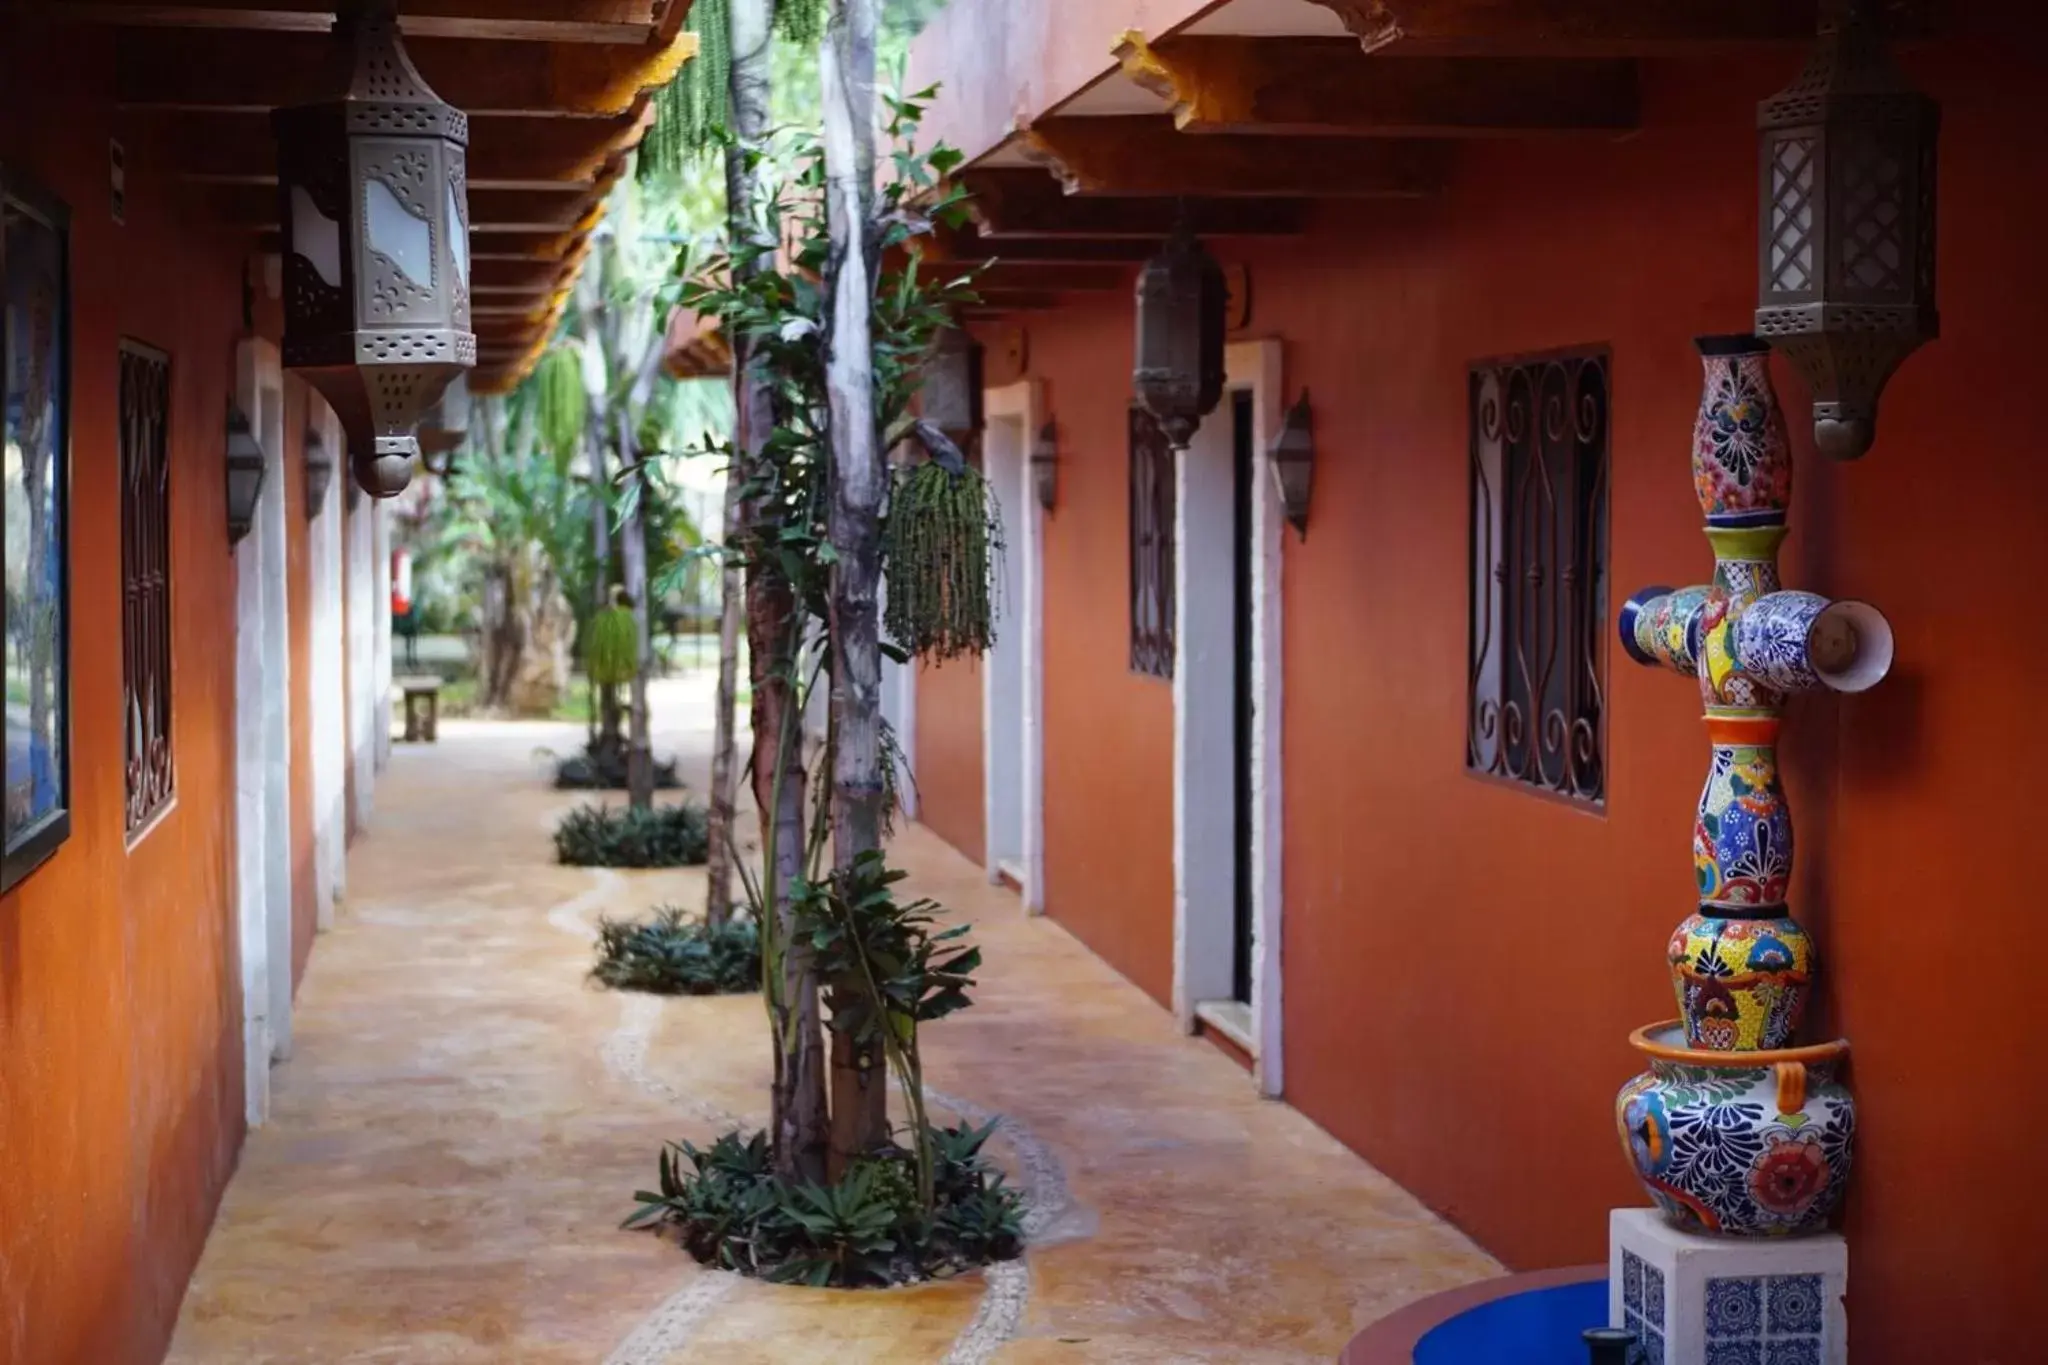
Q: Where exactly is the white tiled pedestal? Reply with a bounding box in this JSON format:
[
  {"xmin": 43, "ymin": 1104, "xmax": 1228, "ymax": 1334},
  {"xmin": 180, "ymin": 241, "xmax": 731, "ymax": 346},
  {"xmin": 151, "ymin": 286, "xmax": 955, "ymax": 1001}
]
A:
[{"xmin": 1609, "ymin": 1208, "xmax": 1847, "ymax": 1365}]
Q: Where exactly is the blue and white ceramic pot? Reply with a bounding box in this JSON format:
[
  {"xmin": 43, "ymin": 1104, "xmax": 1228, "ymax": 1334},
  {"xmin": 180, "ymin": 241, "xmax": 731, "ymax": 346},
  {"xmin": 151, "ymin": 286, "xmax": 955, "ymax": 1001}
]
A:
[
  {"xmin": 1616, "ymin": 1024, "xmax": 1854, "ymax": 1238},
  {"xmin": 1733, "ymin": 591, "xmax": 1896, "ymax": 695}
]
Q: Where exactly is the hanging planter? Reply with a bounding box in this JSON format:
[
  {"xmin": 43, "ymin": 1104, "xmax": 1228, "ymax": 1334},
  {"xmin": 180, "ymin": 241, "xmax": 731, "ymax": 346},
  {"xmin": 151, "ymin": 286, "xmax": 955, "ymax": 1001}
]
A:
[{"xmin": 882, "ymin": 423, "xmax": 1002, "ymax": 664}]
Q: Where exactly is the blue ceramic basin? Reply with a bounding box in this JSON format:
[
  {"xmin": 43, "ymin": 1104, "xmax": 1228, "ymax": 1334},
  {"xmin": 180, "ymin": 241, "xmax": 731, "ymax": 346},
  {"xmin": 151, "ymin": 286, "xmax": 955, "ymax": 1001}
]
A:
[{"xmin": 1413, "ymin": 1280, "xmax": 1609, "ymax": 1365}]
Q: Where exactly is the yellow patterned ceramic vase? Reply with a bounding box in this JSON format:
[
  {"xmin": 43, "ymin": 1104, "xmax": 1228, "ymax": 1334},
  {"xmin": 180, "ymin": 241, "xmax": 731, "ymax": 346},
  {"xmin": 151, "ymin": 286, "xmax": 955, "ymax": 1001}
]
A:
[{"xmin": 1668, "ymin": 913, "xmax": 1814, "ymax": 1051}]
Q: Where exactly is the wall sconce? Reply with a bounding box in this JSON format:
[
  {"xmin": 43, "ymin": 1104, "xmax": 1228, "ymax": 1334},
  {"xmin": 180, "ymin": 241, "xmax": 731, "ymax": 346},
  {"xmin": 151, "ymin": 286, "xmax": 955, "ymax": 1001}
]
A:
[
  {"xmin": 1269, "ymin": 391, "xmax": 1314, "ymax": 540},
  {"xmin": 304, "ymin": 425, "xmax": 335, "ymax": 517},
  {"xmin": 1755, "ymin": 0, "xmax": 1939, "ymax": 461},
  {"xmin": 1031, "ymin": 420, "xmax": 1059, "ymax": 511},
  {"xmin": 1134, "ymin": 212, "xmax": 1225, "ymax": 450},
  {"xmin": 226, "ymin": 401, "xmax": 267, "ymax": 545},
  {"xmin": 272, "ymin": 0, "xmax": 475, "ymax": 500},
  {"xmin": 922, "ymin": 326, "xmax": 984, "ymax": 452}
]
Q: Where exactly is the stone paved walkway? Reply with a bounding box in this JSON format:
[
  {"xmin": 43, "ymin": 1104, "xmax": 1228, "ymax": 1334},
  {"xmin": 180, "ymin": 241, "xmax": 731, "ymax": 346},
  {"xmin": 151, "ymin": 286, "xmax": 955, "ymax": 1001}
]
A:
[{"xmin": 166, "ymin": 675, "xmax": 1499, "ymax": 1363}]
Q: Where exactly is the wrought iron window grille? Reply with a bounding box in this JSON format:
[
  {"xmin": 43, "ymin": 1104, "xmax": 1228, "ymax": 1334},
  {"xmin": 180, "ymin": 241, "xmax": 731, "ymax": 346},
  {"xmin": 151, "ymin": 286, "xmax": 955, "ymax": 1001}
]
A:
[
  {"xmin": 121, "ymin": 341, "xmax": 175, "ymax": 834},
  {"xmin": 1129, "ymin": 404, "xmax": 1176, "ymax": 679},
  {"xmin": 1467, "ymin": 348, "xmax": 1610, "ymax": 805}
]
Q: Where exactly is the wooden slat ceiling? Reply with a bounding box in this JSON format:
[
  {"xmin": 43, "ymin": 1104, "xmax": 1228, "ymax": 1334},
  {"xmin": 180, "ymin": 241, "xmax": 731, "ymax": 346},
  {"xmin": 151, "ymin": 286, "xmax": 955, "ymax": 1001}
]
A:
[
  {"xmin": 36, "ymin": 0, "xmax": 696, "ymax": 392},
  {"xmin": 931, "ymin": 0, "xmax": 1926, "ymax": 320}
]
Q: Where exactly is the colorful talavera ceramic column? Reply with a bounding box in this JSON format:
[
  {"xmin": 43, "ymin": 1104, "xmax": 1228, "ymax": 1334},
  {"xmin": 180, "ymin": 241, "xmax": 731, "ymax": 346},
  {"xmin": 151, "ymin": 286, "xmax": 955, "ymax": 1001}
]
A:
[{"xmin": 1612, "ymin": 335, "xmax": 1893, "ymax": 1237}]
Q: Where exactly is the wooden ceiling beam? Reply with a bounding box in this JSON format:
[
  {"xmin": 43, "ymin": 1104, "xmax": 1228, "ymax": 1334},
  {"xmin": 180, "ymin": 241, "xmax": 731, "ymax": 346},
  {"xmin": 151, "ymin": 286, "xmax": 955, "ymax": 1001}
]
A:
[
  {"xmin": 472, "ymin": 257, "xmax": 572, "ymax": 289},
  {"xmin": 35, "ymin": 1, "xmax": 668, "ymax": 44},
  {"xmin": 960, "ymin": 291, "xmax": 1066, "ymax": 314},
  {"xmin": 113, "ymin": 25, "xmax": 695, "ymax": 115},
  {"xmin": 957, "ymin": 261, "xmax": 1129, "ymax": 293},
  {"xmin": 962, "ymin": 169, "xmax": 1308, "ymax": 239},
  {"xmin": 1021, "ymin": 116, "xmax": 1444, "ymax": 198},
  {"xmin": 1304, "ymin": 0, "xmax": 1926, "ymax": 56},
  {"xmin": 1113, "ymin": 35, "xmax": 1637, "ymax": 137},
  {"xmin": 148, "ymin": 110, "xmax": 645, "ymax": 187},
  {"xmin": 925, "ymin": 231, "xmax": 1161, "ymax": 264}
]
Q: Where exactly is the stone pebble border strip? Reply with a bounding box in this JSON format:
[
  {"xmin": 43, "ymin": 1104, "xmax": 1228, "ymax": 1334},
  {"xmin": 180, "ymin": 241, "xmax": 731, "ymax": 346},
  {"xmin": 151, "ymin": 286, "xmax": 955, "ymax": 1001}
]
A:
[{"xmin": 546, "ymin": 867, "xmax": 1078, "ymax": 1364}]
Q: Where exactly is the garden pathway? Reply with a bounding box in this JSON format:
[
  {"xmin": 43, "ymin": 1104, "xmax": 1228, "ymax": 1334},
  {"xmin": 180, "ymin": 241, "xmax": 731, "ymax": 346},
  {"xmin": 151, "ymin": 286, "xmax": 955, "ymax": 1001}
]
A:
[{"xmin": 165, "ymin": 673, "xmax": 1499, "ymax": 1363}]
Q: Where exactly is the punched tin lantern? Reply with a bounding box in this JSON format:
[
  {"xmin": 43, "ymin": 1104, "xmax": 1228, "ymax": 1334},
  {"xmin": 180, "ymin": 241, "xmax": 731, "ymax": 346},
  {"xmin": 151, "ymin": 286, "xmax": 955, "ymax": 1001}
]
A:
[
  {"xmin": 272, "ymin": 0, "xmax": 475, "ymax": 500},
  {"xmin": 1133, "ymin": 214, "xmax": 1225, "ymax": 450},
  {"xmin": 1755, "ymin": 0, "xmax": 1938, "ymax": 461}
]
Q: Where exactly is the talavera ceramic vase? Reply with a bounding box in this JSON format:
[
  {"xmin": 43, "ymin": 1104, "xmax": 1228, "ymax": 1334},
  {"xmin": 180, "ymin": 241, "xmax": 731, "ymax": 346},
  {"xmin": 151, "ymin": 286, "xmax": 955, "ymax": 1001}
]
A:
[
  {"xmin": 1691, "ymin": 335, "xmax": 1792, "ymax": 527},
  {"xmin": 1733, "ymin": 590, "xmax": 1896, "ymax": 695},
  {"xmin": 1668, "ymin": 913, "xmax": 1813, "ymax": 1051},
  {"xmin": 1617, "ymin": 1024, "xmax": 1854, "ymax": 1238}
]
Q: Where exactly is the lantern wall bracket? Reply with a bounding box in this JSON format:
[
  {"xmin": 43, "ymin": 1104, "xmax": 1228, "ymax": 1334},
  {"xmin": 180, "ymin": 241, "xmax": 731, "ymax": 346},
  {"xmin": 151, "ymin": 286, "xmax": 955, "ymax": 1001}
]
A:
[{"xmin": 1268, "ymin": 390, "xmax": 1314, "ymax": 541}]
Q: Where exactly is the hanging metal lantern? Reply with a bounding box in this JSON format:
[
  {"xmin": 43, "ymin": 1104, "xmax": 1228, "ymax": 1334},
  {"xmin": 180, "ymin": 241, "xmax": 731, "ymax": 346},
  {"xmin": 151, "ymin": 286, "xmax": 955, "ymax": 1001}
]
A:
[
  {"xmin": 225, "ymin": 401, "xmax": 267, "ymax": 545},
  {"xmin": 304, "ymin": 424, "xmax": 336, "ymax": 518},
  {"xmin": 1755, "ymin": 0, "xmax": 1938, "ymax": 461},
  {"xmin": 272, "ymin": 0, "xmax": 475, "ymax": 500},
  {"xmin": 419, "ymin": 374, "xmax": 470, "ymax": 477},
  {"xmin": 922, "ymin": 326, "xmax": 984, "ymax": 451},
  {"xmin": 1134, "ymin": 213, "xmax": 1225, "ymax": 450},
  {"xmin": 1268, "ymin": 392, "xmax": 1314, "ymax": 540}
]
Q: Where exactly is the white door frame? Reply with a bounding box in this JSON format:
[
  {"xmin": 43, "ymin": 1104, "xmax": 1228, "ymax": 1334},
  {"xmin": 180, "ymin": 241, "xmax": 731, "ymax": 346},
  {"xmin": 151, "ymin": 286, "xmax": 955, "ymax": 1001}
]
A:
[
  {"xmin": 308, "ymin": 400, "xmax": 347, "ymax": 925},
  {"xmin": 1173, "ymin": 338, "xmax": 1286, "ymax": 1098},
  {"xmin": 981, "ymin": 379, "xmax": 1046, "ymax": 913},
  {"xmin": 233, "ymin": 337, "xmax": 296, "ymax": 1122}
]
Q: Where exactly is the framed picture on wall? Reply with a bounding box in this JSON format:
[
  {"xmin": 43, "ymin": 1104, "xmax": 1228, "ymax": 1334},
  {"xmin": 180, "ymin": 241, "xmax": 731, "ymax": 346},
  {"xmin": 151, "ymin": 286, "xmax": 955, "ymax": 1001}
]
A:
[{"xmin": 0, "ymin": 166, "xmax": 74, "ymax": 890}]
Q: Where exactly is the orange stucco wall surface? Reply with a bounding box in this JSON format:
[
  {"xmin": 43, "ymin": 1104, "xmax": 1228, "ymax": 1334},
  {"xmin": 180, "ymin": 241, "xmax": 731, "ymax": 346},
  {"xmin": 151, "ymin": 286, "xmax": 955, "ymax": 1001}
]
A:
[
  {"xmin": 914, "ymin": 655, "xmax": 987, "ymax": 869},
  {"xmin": 921, "ymin": 38, "xmax": 2047, "ymax": 1362},
  {"xmin": 0, "ymin": 33, "xmax": 250, "ymax": 1365}
]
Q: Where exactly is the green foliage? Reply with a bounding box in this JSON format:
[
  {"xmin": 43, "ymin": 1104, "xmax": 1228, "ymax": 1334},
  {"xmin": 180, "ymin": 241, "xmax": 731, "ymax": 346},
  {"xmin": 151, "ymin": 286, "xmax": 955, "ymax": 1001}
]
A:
[
  {"xmin": 586, "ymin": 602, "xmax": 640, "ymax": 687},
  {"xmin": 795, "ymin": 850, "xmax": 981, "ymax": 1045},
  {"xmin": 883, "ymin": 459, "xmax": 1001, "ymax": 661},
  {"xmin": 625, "ymin": 1123, "xmax": 1023, "ymax": 1287},
  {"xmin": 674, "ymin": 93, "xmax": 982, "ymax": 666},
  {"xmin": 792, "ymin": 849, "xmax": 981, "ymax": 1207},
  {"xmin": 554, "ymin": 802, "xmax": 711, "ymax": 868},
  {"xmin": 592, "ymin": 907, "xmax": 761, "ymax": 995}
]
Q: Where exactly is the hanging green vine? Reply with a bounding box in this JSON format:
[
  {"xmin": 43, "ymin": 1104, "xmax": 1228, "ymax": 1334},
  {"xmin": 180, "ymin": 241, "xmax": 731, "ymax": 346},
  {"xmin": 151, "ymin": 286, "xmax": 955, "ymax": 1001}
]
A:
[
  {"xmin": 640, "ymin": 0, "xmax": 832, "ymax": 179},
  {"xmin": 532, "ymin": 345, "xmax": 586, "ymax": 459},
  {"xmin": 882, "ymin": 457, "xmax": 1001, "ymax": 663},
  {"xmin": 587, "ymin": 593, "xmax": 640, "ymax": 688},
  {"xmin": 772, "ymin": 0, "xmax": 828, "ymax": 45},
  {"xmin": 640, "ymin": 0, "xmax": 734, "ymax": 178}
]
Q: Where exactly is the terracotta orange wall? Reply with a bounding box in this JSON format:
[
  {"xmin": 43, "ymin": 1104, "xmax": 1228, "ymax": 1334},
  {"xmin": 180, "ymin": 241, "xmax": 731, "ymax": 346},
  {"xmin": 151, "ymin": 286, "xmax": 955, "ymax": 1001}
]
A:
[
  {"xmin": 1018, "ymin": 304, "xmax": 1179, "ymax": 1005},
  {"xmin": 944, "ymin": 39, "xmax": 2045, "ymax": 1362},
  {"xmin": 914, "ymin": 655, "xmax": 986, "ymax": 868},
  {"xmin": 285, "ymin": 380, "xmax": 318, "ymax": 987},
  {"xmin": 0, "ymin": 27, "xmax": 248, "ymax": 1365}
]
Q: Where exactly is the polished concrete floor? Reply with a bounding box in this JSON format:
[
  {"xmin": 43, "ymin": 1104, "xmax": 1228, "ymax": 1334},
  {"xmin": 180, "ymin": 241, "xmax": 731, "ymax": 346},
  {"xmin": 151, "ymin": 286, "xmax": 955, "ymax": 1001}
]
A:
[{"xmin": 166, "ymin": 676, "xmax": 1499, "ymax": 1363}]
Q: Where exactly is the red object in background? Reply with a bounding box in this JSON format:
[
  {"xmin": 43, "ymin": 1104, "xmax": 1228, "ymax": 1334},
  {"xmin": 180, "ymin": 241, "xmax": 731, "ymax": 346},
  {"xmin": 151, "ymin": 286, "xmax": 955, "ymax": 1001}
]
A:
[{"xmin": 391, "ymin": 546, "xmax": 413, "ymax": 617}]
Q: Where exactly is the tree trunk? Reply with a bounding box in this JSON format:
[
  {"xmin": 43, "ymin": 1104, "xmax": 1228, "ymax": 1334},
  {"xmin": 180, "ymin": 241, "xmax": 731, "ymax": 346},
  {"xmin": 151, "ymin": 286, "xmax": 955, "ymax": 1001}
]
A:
[
  {"xmin": 821, "ymin": 0, "xmax": 889, "ymax": 1175},
  {"xmin": 753, "ymin": 565, "xmax": 827, "ymax": 1183},
  {"xmin": 705, "ymin": 0, "xmax": 776, "ymax": 931},
  {"xmin": 587, "ymin": 411, "xmax": 623, "ymax": 760},
  {"xmin": 617, "ymin": 411, "xmax": 655, "ymax": 812}
]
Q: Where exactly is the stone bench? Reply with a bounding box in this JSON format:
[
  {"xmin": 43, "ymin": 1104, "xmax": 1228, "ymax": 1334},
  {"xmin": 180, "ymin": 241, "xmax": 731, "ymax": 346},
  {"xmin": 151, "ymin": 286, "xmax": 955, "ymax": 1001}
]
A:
[{"xmin": 394, "ymin": 675, "xmax": 445, "ymax": 743}]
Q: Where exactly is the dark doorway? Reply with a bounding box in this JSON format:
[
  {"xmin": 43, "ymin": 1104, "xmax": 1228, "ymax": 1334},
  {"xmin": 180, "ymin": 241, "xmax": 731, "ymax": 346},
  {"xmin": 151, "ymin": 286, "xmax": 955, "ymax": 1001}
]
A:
[{"xmin": 1231, "ymin": 390, "xmax": 1256, "ymax": 1005}]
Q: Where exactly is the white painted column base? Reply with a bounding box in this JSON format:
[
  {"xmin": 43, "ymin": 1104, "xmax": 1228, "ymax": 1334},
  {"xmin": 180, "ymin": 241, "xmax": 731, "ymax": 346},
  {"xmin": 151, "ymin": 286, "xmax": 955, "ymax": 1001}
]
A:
[{"xmin": 1609, "ymin": 1207, "xmax": 1847, "ymax": 1365}]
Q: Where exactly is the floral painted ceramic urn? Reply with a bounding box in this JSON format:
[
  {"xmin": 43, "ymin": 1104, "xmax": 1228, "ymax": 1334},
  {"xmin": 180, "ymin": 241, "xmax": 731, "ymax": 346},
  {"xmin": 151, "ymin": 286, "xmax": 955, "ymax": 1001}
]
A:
[{"xmin": 1614, "ymin": 336, "xmax": 1893, "ymax": 1238}]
